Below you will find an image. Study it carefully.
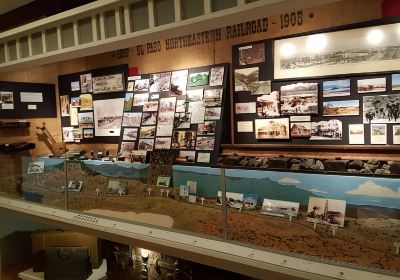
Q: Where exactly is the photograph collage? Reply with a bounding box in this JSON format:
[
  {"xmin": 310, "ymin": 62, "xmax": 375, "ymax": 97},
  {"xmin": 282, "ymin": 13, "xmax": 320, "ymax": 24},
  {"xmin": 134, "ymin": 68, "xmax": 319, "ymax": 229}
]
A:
[
  {"xmin": 234, "ymin": 40, "xmax": 400, "ymax": 145},
  {"xmin": 119, "ymin": 64, "xmax": 227, "ymax": 164}
]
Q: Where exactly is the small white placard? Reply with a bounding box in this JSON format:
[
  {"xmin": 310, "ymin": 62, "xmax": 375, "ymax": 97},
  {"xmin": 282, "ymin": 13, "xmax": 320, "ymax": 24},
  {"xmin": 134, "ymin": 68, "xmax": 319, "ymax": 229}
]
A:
[
  {"xmin": 128, "ymin": 75, "xmax": 141, "ymax": 81},
  {"xmin": 237, "ymin": 121, "xmax": 253, "ymax": 132},
  {"xmin": 197, "ymin": 153, "xmax": 211, "ymax": 163},
  {"xmin": 27, "ymin": 104, "xmax": 37, "ymax": 110},
  {"xmin": 290, "ymin": 115, "xmax": 311, "ymax": 122},
  {"xmin": 20, "ymin": 92, "xmax": 43, "ymax": 103}
]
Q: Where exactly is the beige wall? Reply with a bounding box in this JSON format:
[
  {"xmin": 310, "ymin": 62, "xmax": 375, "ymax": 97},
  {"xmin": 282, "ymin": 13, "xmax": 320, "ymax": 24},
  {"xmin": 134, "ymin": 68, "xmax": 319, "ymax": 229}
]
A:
[{"xmin": 0, "ymin": 0, "xmax": 383, "ymax": 156}]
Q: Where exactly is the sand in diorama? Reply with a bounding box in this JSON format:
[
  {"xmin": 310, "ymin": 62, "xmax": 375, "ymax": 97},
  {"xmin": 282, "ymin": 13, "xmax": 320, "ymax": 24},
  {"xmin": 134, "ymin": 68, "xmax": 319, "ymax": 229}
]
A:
[{"xmin": 0, "ymin": 155, "xmax": 24, "ymax": 198}]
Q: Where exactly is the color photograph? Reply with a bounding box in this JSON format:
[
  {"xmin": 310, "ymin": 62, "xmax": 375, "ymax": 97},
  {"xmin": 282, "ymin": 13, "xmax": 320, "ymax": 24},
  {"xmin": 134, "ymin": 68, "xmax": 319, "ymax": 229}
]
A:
[
  {"xmin": 290, "ymin": 122, "xmax": 311, "ymax": 138},
  {"xmin": 124, "ymin": 93, "xmax": 133, "ymax": 111},
  {"xmin": 78, "ymin": 112, "xmax": 94, "ymax": 128},
  {"xmin": 79, "ymin": 94, "xmax": 93, "ymax": 111},
  {"xmin": 175, "ymin": 150, "xmax": 196, "ymax": 163},
  {"xmin": 122, "ymin": 112, "xmax": 142, "ymax": 127},
  {"xmin": 72, "ymin": 128, "xmax": 83, "ymax": 139},
  {"xmin": 149, "ymin": 72, "xmax": 172, "ymax": 92},
  {"xmin": 261, "ymin": 199, "xmax": 299, "ymax": 218},
  {"xmin": 370, "ymin": 124, "xmax": 387, "ymax": 145},
  {"xmin": 170, "ymin": 70, "xmax": 188, "ymax": 96},
  {"xmin": 234, "ymin": 67, "xmax": 259, "ymax": 91},
  {"xmin": 357, "ymin": 77, "xmax": 386, "ymax": 93},
  {"xmin": 156, "ymin": 176, "xmax": 170, "ymax": 187},
  {"xmin": 239, "ymin": 43, "xmax": 265, "ymax": 65},
  {"xmin": 393, "ymin": 125, "xmax": 400, "ymax": 144},
  {"xmin": 392, "ymin": 74, "xmax": 400, "ymax": 91},
  {"xmin": 256, "ymin": 91, "xmax": 280, "ymax": 117},
  {"xmin": 80, "ymin": 73, "xmax": 92, "ymax": 93},
  {"xmin": 172, "ymin": 130, "xmax": 196, "ymax": 149},
  {"xmin": 311, "ymin": 119, "xmax": 342, "ymax": 140},
  {"xmin": 255, "ymin": 118, "xmax": 289, "ymax": 139},
  {"xmin": 189, "ymin": 71, "xmax": 209, "ymax": 87},
  {"xmin": 209, "ymin": 66, "xmax": 224, "ymax": 86},
  {"xmin": 83, "ymin": 128, "xmax": 94, "ymax": 138},
  {"xmin": 70, "ymin": 96, "xmax": 80, "ymax": 107},
  {"xmin": 323, "ymin": 79, "xmax": 351, "ymax": 97},
  {"xmin": 348, "ymin": 124, "xmax": 364, "ymax": 145},
  {"xmin": 323, "ymin": 100, "xmax": 359, "ymax": 116},
  {"xmin": 363, "ymin": 94, "xmax": 400, "ymax": 123},
  {"xmin": 203, "ymin": 88, "xmax": 223, "ymax": 107},
  {"xmin": 280, "ymin": 82, "xmax": 318, "ymax": 115}
]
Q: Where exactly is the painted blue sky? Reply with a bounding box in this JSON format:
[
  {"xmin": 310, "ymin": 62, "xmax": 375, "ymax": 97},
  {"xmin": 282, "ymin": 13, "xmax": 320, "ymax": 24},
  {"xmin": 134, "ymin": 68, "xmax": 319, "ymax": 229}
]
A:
[
  {"xmin": 392, "ymin": 74, "xmax": 400, "ymax": 86},
  {"xmin": 323, "ymin": 79, "xmax": 350, "ymax": 90},
  {"xmin": 323, "ymin": 100, "xmax": 359, "ymax": 108}
]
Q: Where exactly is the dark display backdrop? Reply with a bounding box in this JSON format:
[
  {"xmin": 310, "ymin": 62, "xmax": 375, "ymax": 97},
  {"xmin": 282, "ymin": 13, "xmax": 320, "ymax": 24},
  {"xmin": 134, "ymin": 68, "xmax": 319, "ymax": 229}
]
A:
[
  {"xmin": 0, "ymin": 81, "xmax": 56, "ymax": 118},
  {"xmin": 119, "ymin": 63, "xmax": 230, "ymax": 166},
  {"xmin": 58, "ymin": 64, "xmax": 128, "ymax": 143},
  {"xmin": 232, "ymin": 39, "xmax": 399, "ymax": 146}
]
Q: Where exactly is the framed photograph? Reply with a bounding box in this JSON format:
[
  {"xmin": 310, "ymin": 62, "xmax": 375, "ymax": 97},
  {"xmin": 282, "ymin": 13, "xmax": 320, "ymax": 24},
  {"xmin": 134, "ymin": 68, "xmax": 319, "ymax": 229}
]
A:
[
  {"xmin": 363, "ymin": 94, "xmax": 400, "ymax": 123},
  {"xmin": 189, "ymin": 71, "xmax": 209, "ymax": 87},
  {"xmin": 137, "ymin": 138, "xmax": 154, "ymax": 150},
  {"xmin": 234, "ymin": 67, "xmax": 259, "ymax": 91},
  {"xmin": 79, "ymin": 94, "xmax": 93, "ymax": 111},
  {"xmin": 174, "ymin": 112, "xmax": 192, "ymax": 129},
  {"xmin": 255, "ymin": 118, "xmax": 290, "ymax": 139},
  {"xmin": 107, "ymin": 181, "xmax": 128, "ymax": 195},
  {"xmin": 357, "ymin": 77, "xmax": 386, "ymax": 93},
  {"xmin": 92, "ymin": 73, "xmax": 124, "ymax": 94},
  {"xmin": 71, "ymin": 81, "xmax": 80, "ymax": 91},
  {"xmin": 27, "ymin": 161, "xmax": 45, "ymax": 174},
  {"xmin": 124, "ymin": 93, "xmax": 133, "ymax": 111},
  {"xmin": 176, "ymin": 100, "xmax": 187, "ymax": 113},
  {"xmin": 349, "ymin": 124, "xmax": 364, "ymax": 144},
  {"xmin": 62, "ymin": 127, "xmax": 74, "ymax": 142},
  {"xmin": 134, "ymin": 79, "xmax": 150, "ymax": 92},
  {"xmin": 256, "ymin": 91, "xmax": 280, "ymax": 117},
  {"xmin": 323, "ymin": 100, "xmax": 359, "ymax": 116},
  {"xmin": 175, "ymin": 150, "xmax": 196, "ymax": 163},
  {"xmin": 83, "ymin": 128, "xmax": 94, "ymax": 138},
  {"xmin": 78, "ymin": 112, "xmax": 94, "ymax": 128},
  {"xmin": 67, "ymin": 181, "xmax": 83, "ymax": 192},
  {"xmin": 323, "ymin": 79, "xmax": 351, "ymax": 97},
  {"xmin": 197, "ymin": 121, "xmax": 216, "ymax": 135},
  {"xmin": 142, "ymin": 112, "xmax": 158, "ymax": 126},
  {"xmin": 186, "ymin": 89, "xmax": 204, "ymax": 102},
  {"xmin": 274, "ymin": 23, "xmax": 400, "ymax": 79},
  {"xmin": 196, "ymin": 136, "xmax": 215, "ymax": 150},
  {"xmin": 172, "ymin": 130, "xmax": 196, "ymax": 149},
  {"xmin": 209, "ymin": 66, "xmax": 224, "ymax": 86},
  {"xmin": 60, "ymin": 95, "xmax": 70, "ymax": 116},
  {"xmin": 243, "ymin": 194, "xmax": 258, "ymax": 210},
  {"xmin": 156, "ymin": 124, "xmax": 173, "ymax": 136},
  {"xmin": 204, "ymin": 89, "xmax": 223, "ymax": 107},
  {"xmin": 237, "ymin": 121, "xmax": 253, "ymax": 133},
  {"xmin": 280, "ymin": 83, "xmax": 318, "ymax": 115},
  {"xmin": 371, "ymin": 124, "xmax": 387, "ymax": 144},
  {"xmin": 143, "ymin": 101, "xmax": 159, "ymax": 112},
  {"xmin": 133, "ymin": 93, "xmax": 149, "ymax": 106},
  {"xmin": 149, "ymin": 72, "xmax": 172, "ymax": 92},
  {"xmin": 239, "ymin": 43, "xmax": 265, "ymax": 65},
  {"xmin": 154, "ymin": 137, "xmax": 171, "ymax": 149},
  {"xmin": 205, "ymin": 107, "xmax": 222, "ymax": 120},
  {"xmin": 217, "ymin": 191, "xmax": 243, "ymax": 209},
  {"xmin": 157, "ymin": 112, "xmax": 174, "ymax": 125},
  {"xmin": 307, "ymin": 197, "xmax": 346, "ymax": 227},
  {"xmin": 80, "ymin": 73, "xmax": 92, "ymax": 93},
  {"xmin": 392, "ymin": 74, "xmax": 400, "ymax": 91},
  {"xmin": 311, "ymin": 119, "xmax": 342, "ymax": 140},
  {"xmin": 139, "ymin": 126, "xmax": 156, "ymax": 138},
  {"xmin": 235, "ymin": 102, "xmax": 256, "ymax": 114},
  {"xmin": 120, "ymin": 142, "xmax": 136, "ymax": 155},
  {"xmin": 290, "ymin": 115, "xmax": 311, "ymax": 122},
  {"xmin": 70, "ymin": 107, "xmax": 79, "ymax": 126},
  {"xmin": 188, "ymin": 101, "xmax": 205, "ymax": 124},
  {"xmin": 261, "ymin": 199, "xmax": 299, "ymax": 218},
  {"xmin": 72, "ymin": 128, "xmax": 83, "ymax": 139},
  {"xmin": 159, "ymin": 97, "xmax": 176, "ymax": 112},
  {"xmin": 250, "ymin": 80, "xmax": 271, "ymax": 95},
  {"xmin": 156, "ymin": 176, "xmax": 170, "ymax": 187},
  {"xmin": 122, "ymin": 127, "xmax": 138, "ymax": 141},
  {"xmin": 170, "ymin": 70, "xmax": 188, "ymax": 96},
  {"xmin": 93, "ymin": 98, "xmax": 124, "ymax": 137},
  {"xmin": 290, "ymin": 122, "xmax": 311, "ymax": 138},
  {"xmin": 70, "ymin": 97, "xmax": 80, "ymax": 107},
  {"xmin": 393, "ymin": 125, "xmax": 400, "ymax": 144},
  {"xmin": 197, "ymin": 152, "xmax": 211, "ymax": 163},
  {"xmin": 122, "ymin": 112, "xmax": 142, "ymax": 127}
]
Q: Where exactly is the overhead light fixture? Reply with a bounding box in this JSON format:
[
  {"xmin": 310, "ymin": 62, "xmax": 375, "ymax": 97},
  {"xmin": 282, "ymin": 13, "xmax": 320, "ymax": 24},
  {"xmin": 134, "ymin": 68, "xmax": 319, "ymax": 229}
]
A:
[
  {"xmin": 280, "ymin": 42, "xmax": 295, "ymax": 58},
  {"xmin": 306, "ymin": 34, "xmax": 327, "ymax": 53},
  {"xmin": 367, "ymin": 29, "xmax": 384, "ymax": 44}
]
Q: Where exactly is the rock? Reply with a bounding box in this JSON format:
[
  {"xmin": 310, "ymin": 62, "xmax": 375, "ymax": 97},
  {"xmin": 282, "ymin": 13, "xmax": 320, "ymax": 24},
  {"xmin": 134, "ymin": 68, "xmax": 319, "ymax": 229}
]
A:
[
  {"xmin": 348, "ymin": 160, "xmax": 364, "ymax": 170},
  {"xmin": 324, "ymin": 160, "xmax": 348, "ymax": 172},
  {"xmin": 248, "ymin": 157, "xmax": 257, "ymax": 167},
  {"xmin": 291, "ymin": 164, "xmax": 300, "ymax": 170},
  {"xmin": 291, "ymin": 158, "xmax": 302, "ymax": 164},
  {"xmin": 304, "ymin": 159, "xmax": 315, "ymax": 169},
  {"xmin": 361, "ymin": 166, "xmax": 373, "ymax": 174},
  {"xmin": 315, "ymin": 160, "xmax": 324, "ymax": 170},
  {"xmin": 261, "ymin": 158, "xmax": 269, "ymax": 167},
  {"xmin": 347, "ymin": 169, "xmax": 360, "ymax": 173},
  {"xmin": 239, "ymin": 158, "xmax": 248, "ymax": 166},
  {"xmin": 255, "ymin": 158, "xmax": 263, "ymax": 167},
  {"xmin": 389, "ymin": 162, "xmax": 400, "ymax": 174},
  {"xmin": 365, "ymin": 163, "xmax": 379, "ymax": 173},
  {"xmin": 268, "ymin": 157, "xmax": 290, "ymax": 169},
  {"xmin": 374, "ymin": 169, "xmax": 390, "ymax": 175},
  {"xmin": 222, "ymin": 155, "xmax": 244, "ymax": 166},
  {"xmin": 383, "ymin": 164, "xmax": 391, "ymax": 170}
]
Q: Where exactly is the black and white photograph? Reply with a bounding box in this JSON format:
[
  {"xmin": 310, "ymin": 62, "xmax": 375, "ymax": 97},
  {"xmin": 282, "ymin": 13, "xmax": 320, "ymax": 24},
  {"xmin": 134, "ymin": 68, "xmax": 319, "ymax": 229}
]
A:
[
  {"xmin": 255, "ymin": 118, "xmax": 290, "ymax": 139},
  {"xmin": 234, "ymin": 67, "xmax": 259, "ymax": 91},
  {"xmin": 261, "ymin": 199, "xmax": 299, "ymax": 218},
  {"xmin": 78, "ymin": 112, "xmax": 94, "ymax": 128},
  {"xmin": 62, "ymin": 127, "xmax": 74, "ymax": 142},
  {"xmin": 188, "ymin": 101, "xmax": 205, "ymax": 124},
  {"xmin": 93, "ymin": 98, "xmax": 124, "ymax": 137},
  {"xmin": 280, "ymin": 83, "xmax": 318, "ymax": 115},
  {"xmin": 170, "ymin": 70, "xmax": 188, "ymax": 96},
  {"xmin": 209, "ymin": 66, "xmax": 224, "ymax": 86},
  {"xmin": 274, "ymin": 23, "xmax": 400, "ymax": 79},
  {"xmin": 137, "ymin": 138, "xmax": 154, "ymax": 150},
  {"xmin": 239, "ymin": 43, "xmax": 265, "ymax": 65},
  {"xmin": 235, "ymin": 102, "xmax": 256, "ymax": 114},
  {"xmin": 256, "ymin": 91, "xmax": 280, "ymax": 117},
  {"xmin": 67, "ymin": 181, "xmax": 83, "ymax": 192},
  {"xmin": 197, "ymin": 121, "xmax": 216, "ymax": 135},
  {"xmin": 122, "ymin": 127, "xmax": 138, "ymax": 141},
  {"xmin": 154, "ymin": 137, "xmax": 171, "ymax": 149},
  {"xmin": 176, "ymin": 100, "xmax": 187, "ymax": 113},
  {"xmin": 120, "ymin": 141, "xmax": 136, "ymax": 153},
  {"xmin": 124, "ymin": 93, "xmax": 133, "ymax": 111},
  {"xmin": 393, "ymin": 74, "xmax": 400, "ymax": 91},
  {"xmin": 143, "ymin": 101, "xmax": 159, "ymax": 112},
  {"xmin": 311, "ymin": 119, "xmax": 342, "ymax": 140},
  {"xmin": 357, "ymin": 77, "xmax": 386, "ymax": 93},
  {"xmin": 323, "ymin": 79, "xmax": 351, "ymax": 97},
  {"xmin": 323, "ymin": 100, "xmax": 360, "ymax": 116},
  {"xmin": 72, "ymin": 128, "xmax": 83, "ymax": 139},
  {"xmin": 197, "ymin": 152, "xmax": 211, "ymax": 163},
  {"xmin": 123, "ymin": 112, "xmax": 142, "ymax": 127},
  {"xmin": 172, "ymin": 130, "xmax": 196, "ymax": 149},
  {"xmin": 371, "ymin": 124, "xmax": 387, "ymax": 145},
  {"xmin": 157, "ymin": 112, "xmax": 174, "ymax": 125},
  {"xmin": 107, "ymin": 180, "xmax": 128, "ymax": 195},
  {"xmin": 307, "ymin": 197, "xmax": 346, "ymax": 227},
  {"xmin": 133, "ymin": 93, "xmax": 149, "ymax": 106},
  {"xmin": 139, "ymin": 126, "xmax": 156, "ymax": 138},
  {"xmin": 290, "ymin": 122, "xmax": 311, "ymax": 138},
  {"xmin": 142, "ymin": 112, "xmax": 158, "ymax": 126},
  {"xmin": 393, "ymin": 125, "xmax": 400, "ymax": 144},
  {"xmin": 217, "ymin": 191, "xmax": 243, "ymax": 209},
  {"xmin": 92, "ymin": 73, "xmax": 124, "ymax": 94},
  {"xmin": 174, "ymin": 112, "xmax": 192, "ymax": 129},
  {"xmin": 159, "ymin": 97, "xmax": 176, "ymax": 112},
  {"xmin": 363, "ymin": 94, "xmax": 400, "ymax": 123},
  {"xmin": 196, "ymin": 136, "xmax": 215, "ymax": 150},
  {"xmin": 134, "ymin": 79, "xmax": 150, "ymax": 92},
  {"xmin": 156, "ymin": 124, "xmax": 173, "ymax": 136},
  {"xmin": 1, "ymin": 92, "xmax": 14, "ymax": 109},
  {"xmin": 175, "ymin": 150, "xmax": 196, "ymax": 163},
  {"xmin": 149, "ymin": 72, "xmax": 172, "ymax": 92},
  {"xmin": 80, "ymin": 73, "xmax": 92, "ymax": 93},
  {"xmin": 250, "ymin": 80, "xmax": 271, "ymax": 95},
  {"xmin": 349, "ymin": 124, "xmax": 364, "ymax": 144},
  {"xmin": 203, "ymin": 89, "xmax": 223, "ymax": 107},
  {"xmin": 188, "ymin": 71, "xmax": 209, "ymax": 87},
  {"xmin": 205, "ymin": 107, "xmax": 222, "ymax": 120},
  {"xmin": 186, "ymin": 89, "xmax": 204, "ymax": 102},
  {"xmin": 27, "ymin": 161, "xmax": 45, "ymax": 174}
]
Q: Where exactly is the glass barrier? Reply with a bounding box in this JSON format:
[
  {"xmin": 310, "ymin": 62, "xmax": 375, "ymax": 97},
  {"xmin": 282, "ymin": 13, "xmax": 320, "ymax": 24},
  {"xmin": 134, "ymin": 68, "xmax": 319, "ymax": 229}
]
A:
[{"xmin": 0, "ymin": 155, "xmax": 21, "ymax": 198}]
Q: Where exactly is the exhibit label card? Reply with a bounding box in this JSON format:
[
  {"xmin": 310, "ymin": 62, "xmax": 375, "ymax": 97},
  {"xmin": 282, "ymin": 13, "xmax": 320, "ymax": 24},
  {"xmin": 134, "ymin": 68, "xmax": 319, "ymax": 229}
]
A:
[
  {"xmin": 197, "ymin": 153, "xmax": 211, "ymax": 163},
  {"xmin": 237, "ymin": 121, "xmax": 253, "ymax": 132},
  {"xmin": 235, "ymin": 102, "xmax": 256, "ymax": 114},
  {"xmin": 70, "ymin": 107, "xmax": 79, "ymax": 126},
  {"xmin": 20, "ymin": 92, "xmax": 43, "ymax": 103},
  {"xmin": 349, "ymin": 124, "xmax": 364, "ymax": 145},
  {"xmin": 290, "ymin": 115, "xmax": 311, "ymax": 122}
]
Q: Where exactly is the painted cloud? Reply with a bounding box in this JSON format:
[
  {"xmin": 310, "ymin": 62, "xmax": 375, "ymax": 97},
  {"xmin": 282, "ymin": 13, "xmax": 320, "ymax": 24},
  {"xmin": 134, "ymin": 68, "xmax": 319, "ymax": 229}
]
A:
[
  {"xmin": 308, "ymin": 188, "xmax": 327, "ymax": 194},
  {"xmin": 278, "ymin": 177, "xmax": 301, "ymax": 185},
  {"xmin": 346, "ymin": 181, "xmax": 400, "ymax": 199}
]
